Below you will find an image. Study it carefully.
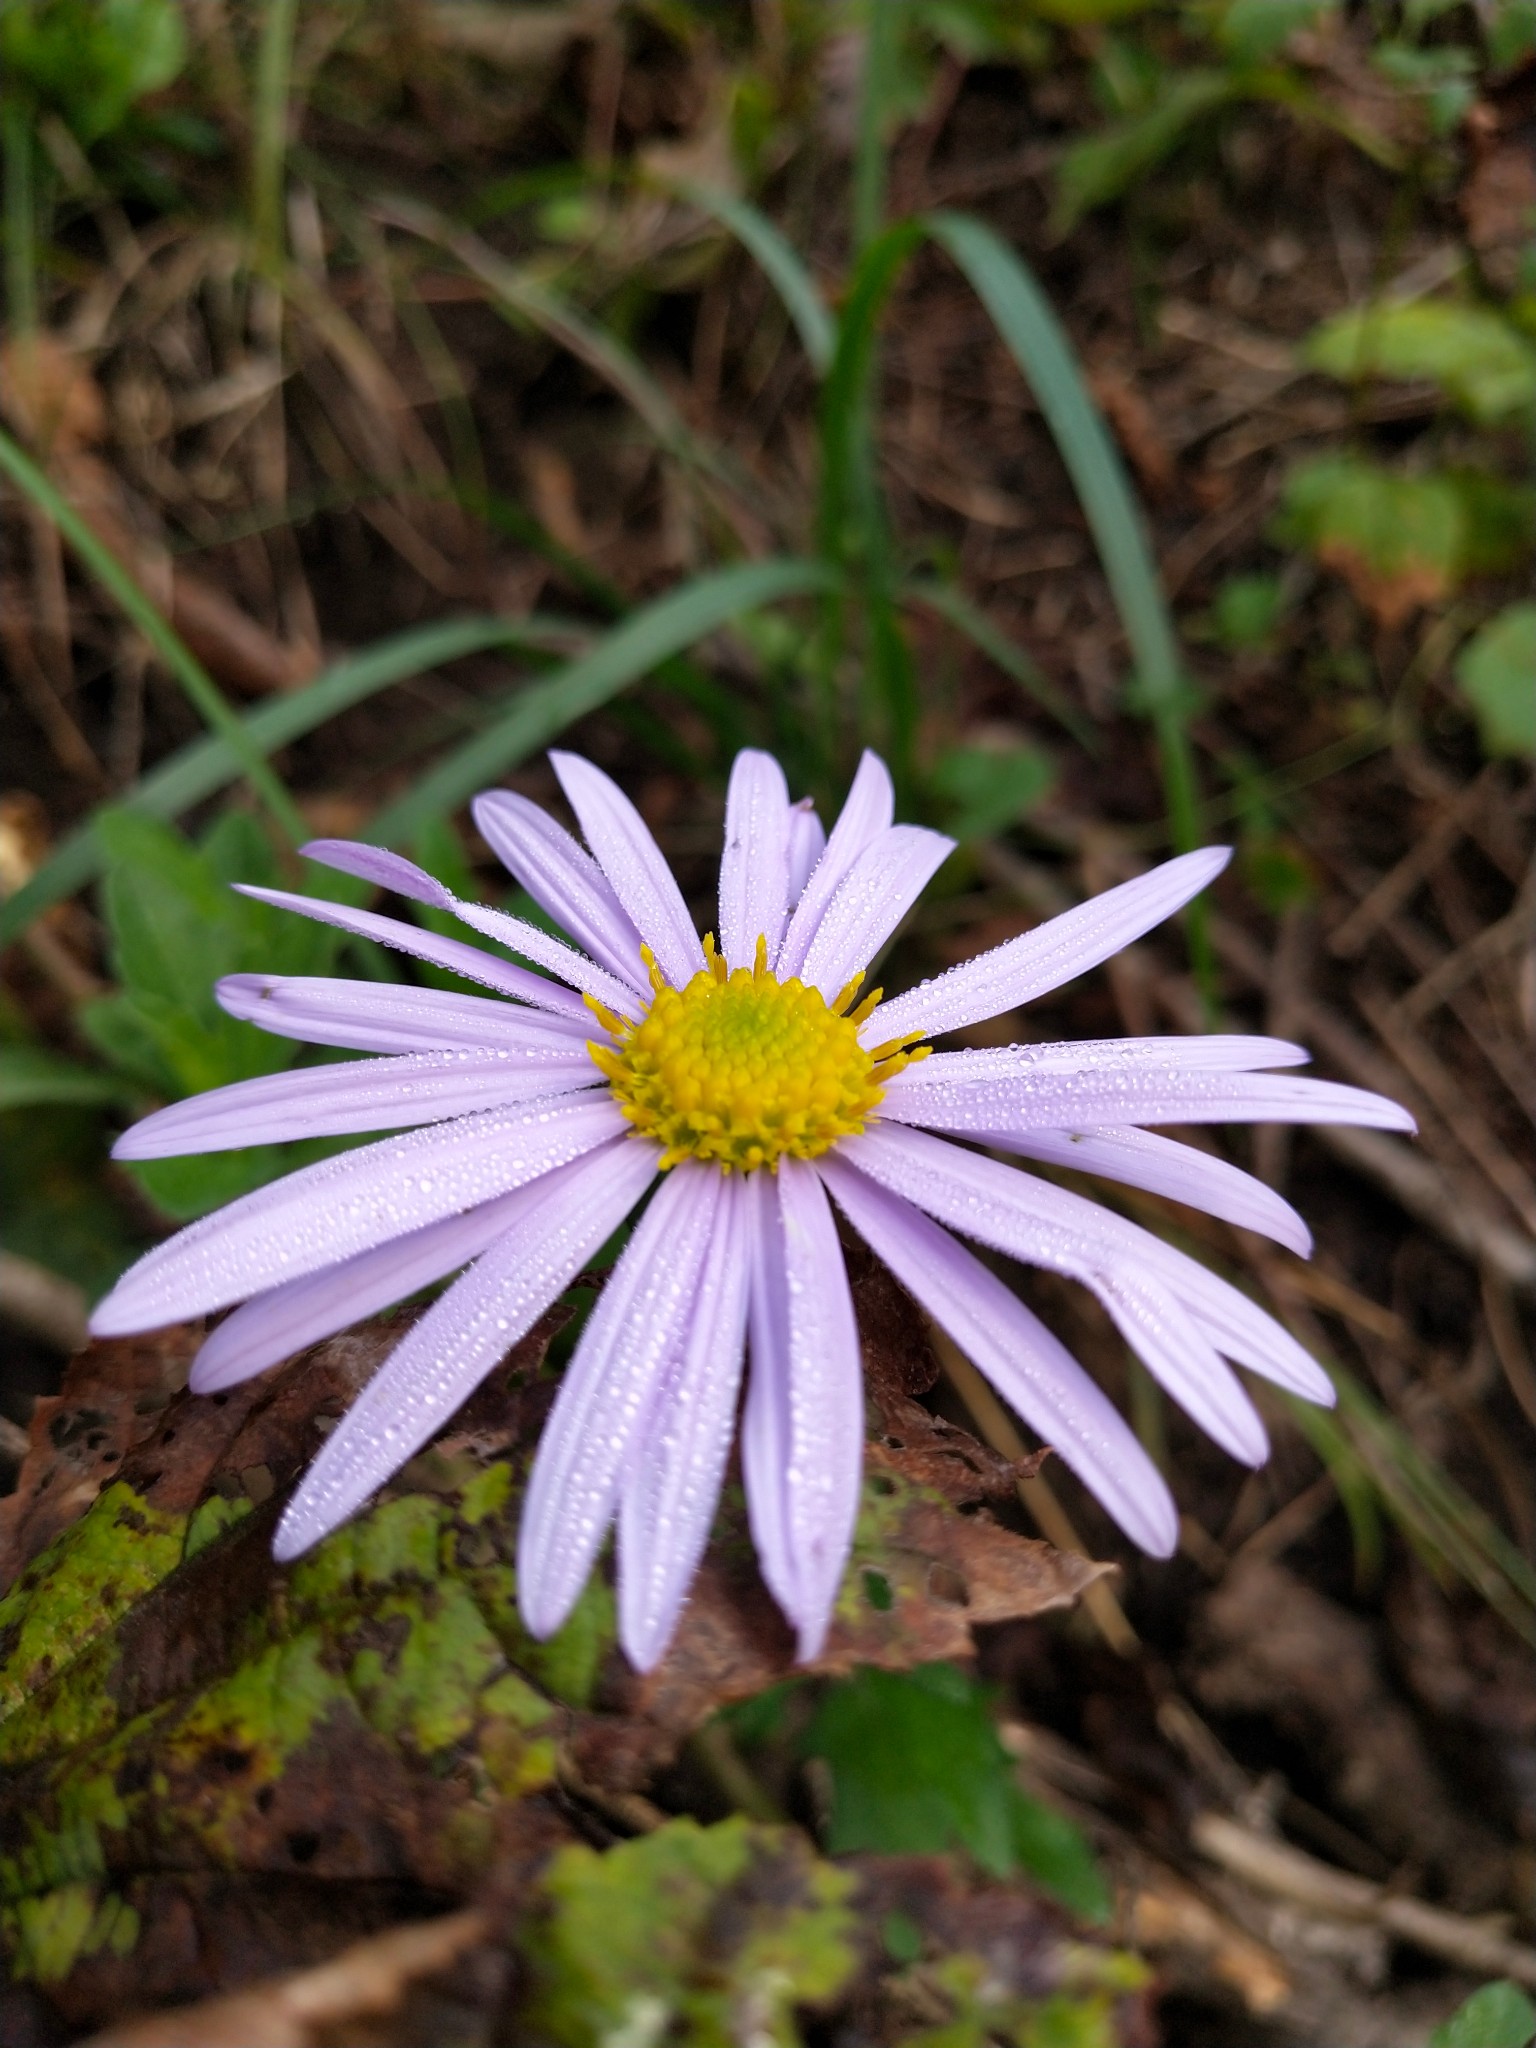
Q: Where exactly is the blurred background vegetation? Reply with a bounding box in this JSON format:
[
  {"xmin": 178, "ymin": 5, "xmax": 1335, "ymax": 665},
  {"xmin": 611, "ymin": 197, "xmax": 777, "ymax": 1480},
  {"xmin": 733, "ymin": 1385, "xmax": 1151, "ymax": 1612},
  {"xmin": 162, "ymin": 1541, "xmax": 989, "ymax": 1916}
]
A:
[{"xmin": 1, "ymin": 1, "xmax": 1534, "ymax": 2041}]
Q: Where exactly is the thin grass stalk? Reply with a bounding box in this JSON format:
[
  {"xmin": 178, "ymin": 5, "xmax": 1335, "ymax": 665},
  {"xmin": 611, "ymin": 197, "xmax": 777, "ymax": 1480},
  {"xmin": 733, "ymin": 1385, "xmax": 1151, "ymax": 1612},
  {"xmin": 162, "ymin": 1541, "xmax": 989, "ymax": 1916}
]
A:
[
  {"xmin": 853, "ymin": 0, "xmax": 904, "ymax": 254},
  {"xmin": 816, "ymin": 219, "xmax": 923, "ymax": 781},
  {"xmin": 0, "ymin": 426, "xmax": 307, "ymax": 845},
  {"xmin": 251, "ymin": 0, "xmax": 300, "ymax": 277}
]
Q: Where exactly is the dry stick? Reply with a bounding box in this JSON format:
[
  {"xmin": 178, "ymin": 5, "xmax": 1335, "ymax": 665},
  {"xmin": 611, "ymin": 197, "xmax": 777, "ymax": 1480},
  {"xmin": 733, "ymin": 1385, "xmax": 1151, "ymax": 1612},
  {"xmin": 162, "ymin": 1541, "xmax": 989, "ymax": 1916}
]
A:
[
  {"xmin": 1397, "ymin": 899, "xmax": 1534, "ymax": 1026},
  {"xmin": 1328, "ymin": 767, "xmax": 1494, "ymax": 959},
  {"xmin": 1359, "ymin": 988, "xmax": 1536, "ymax": 1238},
  {"xmin": 1192, "ymin": 1812, "xmax": 1536, "ymax": 1988},
  {"xmin": 0, "ymin": 1250, "xmax": 88, "ymax": 1352},
  {"xmin": 932, "ymin": 1324, "xmax": 1141, "ymax": 1658}
]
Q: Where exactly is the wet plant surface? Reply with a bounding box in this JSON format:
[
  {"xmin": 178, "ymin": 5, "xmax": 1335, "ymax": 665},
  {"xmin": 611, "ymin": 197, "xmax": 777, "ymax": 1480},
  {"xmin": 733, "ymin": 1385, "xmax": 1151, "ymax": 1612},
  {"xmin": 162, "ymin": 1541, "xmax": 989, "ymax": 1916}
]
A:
[{"xmin": 1, "ymin": 5, "xmax": 1534, "ymax": 2043}]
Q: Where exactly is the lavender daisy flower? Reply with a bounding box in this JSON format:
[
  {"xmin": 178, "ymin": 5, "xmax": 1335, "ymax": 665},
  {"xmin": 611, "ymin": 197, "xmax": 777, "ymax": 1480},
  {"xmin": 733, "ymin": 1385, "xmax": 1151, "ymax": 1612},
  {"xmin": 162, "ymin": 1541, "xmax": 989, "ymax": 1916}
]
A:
[{"xmin": 91, "ymin": 749, "xmax": 1413, "ymax": 1668}]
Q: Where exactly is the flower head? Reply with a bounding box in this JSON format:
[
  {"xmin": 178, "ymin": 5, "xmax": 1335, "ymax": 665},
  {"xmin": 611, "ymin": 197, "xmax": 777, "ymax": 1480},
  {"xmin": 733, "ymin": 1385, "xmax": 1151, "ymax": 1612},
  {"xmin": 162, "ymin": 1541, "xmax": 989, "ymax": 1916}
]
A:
[{"xmin": 93, "ymin": 748, "xmax": 1414, "ymax": 1668}]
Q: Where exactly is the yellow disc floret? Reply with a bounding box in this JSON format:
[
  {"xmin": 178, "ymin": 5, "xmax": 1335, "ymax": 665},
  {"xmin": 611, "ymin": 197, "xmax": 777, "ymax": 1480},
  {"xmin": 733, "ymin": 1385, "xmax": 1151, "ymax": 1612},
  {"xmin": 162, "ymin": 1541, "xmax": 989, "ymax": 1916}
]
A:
[{"xmin": 588, "ymin": 935, "xmax": 927, "ymax": 1172}]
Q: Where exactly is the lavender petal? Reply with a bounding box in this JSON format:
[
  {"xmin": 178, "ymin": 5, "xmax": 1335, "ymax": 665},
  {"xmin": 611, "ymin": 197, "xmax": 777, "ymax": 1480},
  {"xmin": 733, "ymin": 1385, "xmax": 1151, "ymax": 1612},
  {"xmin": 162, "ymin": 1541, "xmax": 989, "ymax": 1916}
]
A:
[
  {"xmin": 798, "ymin": 826, "xmax": 956, "ymax": 1002},
  {"xmin": 301, "ymin": 840, "xmax": 450, "ymax": 905},
  {"xmin": 517, "ymin": 1161, "xmax": 720, "ymax": 1639},
  {"xmin": 90, "ymin": 1094, "xmax": 628, "ymax": 1333},
  {"xmin": 301, "ymin": 836, "xmax": 640, "ymax": 1017},
  {"xmin": 862, "ymin": 846, "xmax": 1232, "ymax": 1044},
  {"xmin": 718, "ymin": 750, "xmax": 792, "ymax": 971},
  {"xmin": 787, "ymin": 801, "xmax": 826, "ymax": 905},
  {"xmin": 882, "ymin": 1065, "xmax": 1417, "ymax": 1135},
  {"xmin": 617, "ymin": 1174, "xmax": 750, "ymax": 1669},
  {"xmin": 741, "ymin": 1158, "xmax": 863, "ymax": 1660},
  {"xmin": 273, "ymin": 1136, "xmax": 658, "ymax": 1561},
  {"xmin": 819, "ymin": 1158, "xmax": 1178, "ymax": 1554},
  {"xmin": 550, "ymin": 751, "xmax": 704, "ymax": 991},
  {"xmin": 842, "ymin": 1124, "xmax": 1276, "ymax": 1462},
  {"xmin": 472, "ymin": 789, "xmax": 648, "ymax": 989},
  {"xmin": 233, "ymin": 885, "xmax": 588, "ymax": 1020},
  {"xmin": 887, "ymin": 1035, "xmax": 1311, "ymax": 1082},
  {"xmin": 217, "ymin": 973, "xmax": 595, "ymax": 1055},
  {"xmin": 191, "ymin": 1186, "xmax": 546, "ymax": 1392},
  {"xmin": 776, "ymin": 750, "xmax": 893, "ymax": 976},
  {"xmin": 447, "ymin": 899, "xmax": 643, "ymax": 1017},
  {"xmin": 984, "ymin": 1127, "xmax": 1314, "ymax": 1258},
  {"xmin": 114, "ymin": 1053, "xmax": 601, "ymax": 1158}
]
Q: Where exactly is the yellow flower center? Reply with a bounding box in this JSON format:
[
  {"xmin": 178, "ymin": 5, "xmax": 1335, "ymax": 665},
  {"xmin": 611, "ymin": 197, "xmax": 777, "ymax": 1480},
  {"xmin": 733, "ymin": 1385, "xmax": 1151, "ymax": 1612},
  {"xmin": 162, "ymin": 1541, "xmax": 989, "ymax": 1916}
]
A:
[{"xmin": 588, "ymin": 936, "xmax": 926, "ymax": 1172}]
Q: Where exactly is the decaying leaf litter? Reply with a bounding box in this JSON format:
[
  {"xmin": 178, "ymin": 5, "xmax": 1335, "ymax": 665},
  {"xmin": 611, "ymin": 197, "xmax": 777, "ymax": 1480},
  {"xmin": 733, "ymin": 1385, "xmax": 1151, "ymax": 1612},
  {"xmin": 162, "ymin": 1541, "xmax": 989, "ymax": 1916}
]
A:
[{"xmin": 1, "ymin": 3, "xmax": 1534, "ymax": 2044}]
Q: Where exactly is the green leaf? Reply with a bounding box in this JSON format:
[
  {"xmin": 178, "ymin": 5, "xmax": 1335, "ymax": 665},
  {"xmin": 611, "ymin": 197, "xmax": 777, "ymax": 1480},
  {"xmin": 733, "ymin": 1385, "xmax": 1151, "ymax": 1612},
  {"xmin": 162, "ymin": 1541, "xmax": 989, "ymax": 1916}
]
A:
[
  {"xmin": 1456, "ymin": 605, "xmax": 1536, "ymax": 757},
  {"xmin": 1429, "ymin": 1981, "xmax": 1536, "ymax": 2048},
  {"xmin": 525, "ymin": 1817, "xmax": 858, "ymax": 2047},
  {"xmin": 0, "ymin": 0, "xmax": 185, "ymax": 143},
  {"xmin": 803, "ymin": 1664, "xmax": 1106, "ymax": 1916},
  {"xmin": 930, "ymin": 743, "xmax": 1055, "ymax": 840},
  {"xmin": 1219, "ymin": 0, "xmax": 1335, "ymax": 62},
  {"xmin": 1303, "ymin": 301, "xmax": 1536, "ymax": 425},
  {"xmin": 1208, "ymin": 571, "xmax": 1287, "ymax": 650},
  {"xmin": 1006, "ymin": 1789, "xmax": 1113, "ymax": 1923},
  {"xmin": 1371, "ymin": 41, "xmax": 1477, "ymax": 134},
  {"xmin": 1277, "ymin": 455, "xmax": 1533, "ymax": 624},
  {"xmin": 1488, "ymin": 0, "xmax": 1536, "ymax": 69},
  {"xmin": 0, "ymin": 614, "xmax": 577, "ymax": 951},
  {"xmin": 1053, "ymin": 72, "xmax": 1235, "ymax": 227},
  {"xmin": 370, "ymin": 559, "xmax": 834, "ymax": 844},
  {"xmin": 0, "ymin": 1048, "xmax": 132, "ymax": 1112}
]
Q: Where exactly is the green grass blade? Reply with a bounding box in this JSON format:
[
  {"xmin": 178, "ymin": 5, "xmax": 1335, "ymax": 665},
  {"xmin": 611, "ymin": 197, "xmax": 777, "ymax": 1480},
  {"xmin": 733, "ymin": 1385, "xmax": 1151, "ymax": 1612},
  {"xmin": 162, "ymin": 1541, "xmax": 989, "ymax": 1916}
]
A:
[
  {"xmin": 0, "ymin": 425, "xmax": 307, "ymax": 846},
  {"xmin": 1291, "ymin": 1370, "xmax": 1536, "ymax": 1644},
  {"xmin": 923, "ymin": 213, "xmax": 1200, "ymax": 855},
  {"xmin": 670, "ymin": 182, "xmax": 836, "ymax": 375},
  {"xmin": 377, "ymin": 196, "xmax": 758, "ymax": 511},
  {"xmin": 816, "ymin": 220, "xmax": 924, "ymax": 778},
  {"xmin": 853, "ymin": 0, "xmax": 905, "ymax": 253},
  {"xmin": 903, "ymin": 579, "xmax": 1100, "ymax": 754},
  {"xmin": 370, "ymin": 559, "xmax": 835, "ymax": 844},
  {"xmin": 251, "ymin": 0, "xmax": 299, "ymax": 274},
  {"xmin": 0, "ymin": 616, "xmax": 583, "ymax": 950}
]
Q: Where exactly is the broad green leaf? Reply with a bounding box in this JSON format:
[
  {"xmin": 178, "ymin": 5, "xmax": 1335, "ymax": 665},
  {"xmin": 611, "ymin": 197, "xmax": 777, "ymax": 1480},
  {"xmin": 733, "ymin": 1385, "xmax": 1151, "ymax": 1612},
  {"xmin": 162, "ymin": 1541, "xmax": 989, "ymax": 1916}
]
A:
[
  {"xmin": 0, "ymin": 1048, "xmax": 132, "ymax": 1112},
  {"xmin": 1304, "ymin": 301, "xmax": 1536, "ymax": 424},
  {"xmin": 0, "ymin": 614, "xmax": 581, "ymax": 950},
  {"xmin": 1277, "ymin": 455, "xmax": 1533, "ymax": 625},
  {"xmin": 1429, "ymin": 1980, "xmax": 1536, "ymax": 2048},
  {"xmin": 76, "ymin": 811, "xmax": 350, "ymax": 1217},
  {"xmin": 0, "ymin": 0, "xmax": 185, "ymax": 142},
  {"xmin": 371, "ymin": 559, "xmax": 834, "ymax": 843},
  {"xmin": 930, "ymin": 742, "xmax": 1055, "ymax": 840},
  {"xmin": 1455, "ymin": 605, "xmax": 1536, "ymax": 757},
  {"xmin": 524, "ymin": 1818, "xmax": 858, "ymax": 2047},
  {"xmin": 802, "ymin": 1664, "xmax": 1108, "ymax": 1916},
  {"xmin": 1488, "ymin": 0, "xmax": 1536, "ymax": 68}
]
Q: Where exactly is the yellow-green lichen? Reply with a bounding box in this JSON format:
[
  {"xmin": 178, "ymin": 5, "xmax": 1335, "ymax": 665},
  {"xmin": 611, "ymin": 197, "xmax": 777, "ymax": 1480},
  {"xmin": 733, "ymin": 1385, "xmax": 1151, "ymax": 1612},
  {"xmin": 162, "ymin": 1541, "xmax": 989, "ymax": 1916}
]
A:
[{"xmin": 0, "ymin": 1484, "xmax": 185, "ymax": 1723}]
